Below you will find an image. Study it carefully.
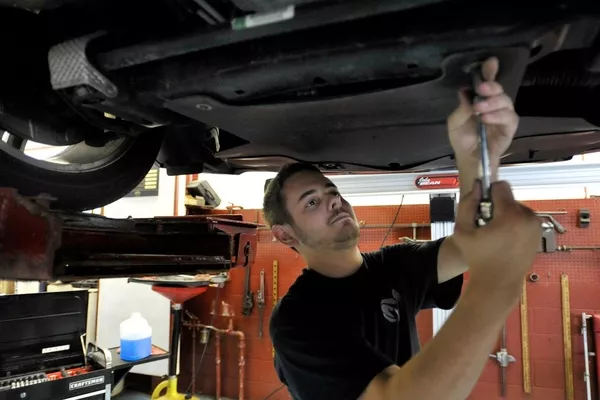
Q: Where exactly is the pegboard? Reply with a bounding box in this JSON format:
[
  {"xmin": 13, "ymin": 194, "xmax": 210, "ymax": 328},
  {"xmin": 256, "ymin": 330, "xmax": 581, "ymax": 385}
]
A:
[
  {"xmin": 179, "ymin": 198, "xmax": 600, "ymax": 400},
  {"xmin": 355, "ymin": 203, "xmax": 431, "ymax": 225},
  {"xmin": 523, "ymin": 199, "xmax": 600, "ymax": 284}
]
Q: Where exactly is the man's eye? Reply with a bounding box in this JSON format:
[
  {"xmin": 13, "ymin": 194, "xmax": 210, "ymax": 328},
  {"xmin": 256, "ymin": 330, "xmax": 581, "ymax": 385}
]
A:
[{"xmin": 306, "ymin": 199, "xmax": 317, "ymax": 207}]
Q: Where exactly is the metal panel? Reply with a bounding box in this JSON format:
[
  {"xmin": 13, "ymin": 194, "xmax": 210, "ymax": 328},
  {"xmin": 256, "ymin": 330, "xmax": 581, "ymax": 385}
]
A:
[
  {"xmin": 330, "ymin": 162, "xmax": 600, "ymax": 198},
  {"xmin": 431, "ymin": 221, "xmax": 455, "ymax": 336}
]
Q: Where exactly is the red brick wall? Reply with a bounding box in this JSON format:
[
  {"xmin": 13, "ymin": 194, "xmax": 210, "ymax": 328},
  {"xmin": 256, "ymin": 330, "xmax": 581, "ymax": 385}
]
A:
[{"xmin": 179, "ymin": 198, "xmax": 600, "ymax": 400}]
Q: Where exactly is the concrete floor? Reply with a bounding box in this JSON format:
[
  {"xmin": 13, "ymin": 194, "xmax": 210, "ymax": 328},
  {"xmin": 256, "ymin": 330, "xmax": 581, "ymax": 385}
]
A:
[
  {"xmin": 114, "ymin": 391, "xmax": 150, "ymax": 400},
  {"xmin": 115, "ymin": 391, "xmax": 233, "ymax": 400}
]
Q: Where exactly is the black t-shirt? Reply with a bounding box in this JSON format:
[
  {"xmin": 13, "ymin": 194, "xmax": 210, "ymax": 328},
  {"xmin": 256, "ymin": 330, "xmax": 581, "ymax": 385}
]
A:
[{"xmin": 269, "ymin": 238, "xmax": 464, "ymax": 400}]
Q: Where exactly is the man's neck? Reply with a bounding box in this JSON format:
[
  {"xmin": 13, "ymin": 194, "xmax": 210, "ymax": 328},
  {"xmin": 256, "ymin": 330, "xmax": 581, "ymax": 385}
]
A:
[{"xmin": 303, "ymin": 246, "xmax": 364, "ymax": 278}]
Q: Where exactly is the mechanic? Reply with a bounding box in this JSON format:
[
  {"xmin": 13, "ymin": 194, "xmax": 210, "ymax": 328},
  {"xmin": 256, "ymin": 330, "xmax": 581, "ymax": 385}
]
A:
[{"xmin": 263, "ymin": 57, "xmax": 542, "ymax": 400}]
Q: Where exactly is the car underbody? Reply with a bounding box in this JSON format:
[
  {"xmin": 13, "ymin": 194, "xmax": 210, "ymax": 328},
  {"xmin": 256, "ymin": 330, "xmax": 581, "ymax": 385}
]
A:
[{"xmin": 1, "ymin": 0, "xmax": 600, "ymax": 210}]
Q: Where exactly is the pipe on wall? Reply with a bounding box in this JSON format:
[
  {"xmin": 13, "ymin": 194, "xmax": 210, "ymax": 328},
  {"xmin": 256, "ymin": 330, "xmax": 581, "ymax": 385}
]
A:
[
  {"xmin": 174, "ymin": 175, "xmax": 180, "ymax": 216},
  {"xmin": 581, "ymin": 313, "xmax": 592, "ymax": 400},
  {"xmin": 593, "ymin": 315, "xmax": 600, "ymax": 400},
  {"xmin": 216, "ymin": 332, "xmax": 222, "ymax": 400},
  {"xmin": 191, "ymin": 328, "xmax": 197, "ymax": 394},
  {"xmin": 225, "ymin": 320, "xmax": 246, "ymax": 400},
  {"xmin": 184, "ymin": 319, "xmax": 245, "ymax": 400}
]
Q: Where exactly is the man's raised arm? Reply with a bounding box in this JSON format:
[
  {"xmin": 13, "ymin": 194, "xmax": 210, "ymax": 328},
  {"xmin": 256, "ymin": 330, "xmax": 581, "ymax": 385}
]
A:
[{"xmin": 438, "ymin": 56, "xmax": 519, "ymax": 283}]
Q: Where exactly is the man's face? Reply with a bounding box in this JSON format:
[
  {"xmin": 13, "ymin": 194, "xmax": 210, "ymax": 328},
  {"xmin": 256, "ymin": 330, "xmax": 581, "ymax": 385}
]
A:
[{"xmin": 276, "ymin": 170, "xmax": 360, "ymax": 251}]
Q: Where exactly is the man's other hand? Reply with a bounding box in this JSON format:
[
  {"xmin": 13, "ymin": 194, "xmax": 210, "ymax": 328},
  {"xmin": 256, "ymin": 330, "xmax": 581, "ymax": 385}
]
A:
[
  {"xmin": 452, "ymin": 180, "xmax": 542, "ymax": 295},
  {"xmin": 447, "ymin": 57, "xmax": 519, "ymax": 163}
]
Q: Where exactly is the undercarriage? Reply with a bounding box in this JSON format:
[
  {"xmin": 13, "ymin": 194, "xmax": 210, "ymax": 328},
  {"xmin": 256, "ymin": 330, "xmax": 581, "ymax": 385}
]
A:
[{"xmin": 1, "ymin": 0, "xmax": 600, "ymax": 211}]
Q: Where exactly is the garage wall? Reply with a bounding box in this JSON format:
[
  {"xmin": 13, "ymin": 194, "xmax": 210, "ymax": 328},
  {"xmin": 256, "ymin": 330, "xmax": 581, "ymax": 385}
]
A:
[
  {"xmin": 179, "ymin": 198, "xmax": 600, "ymax": 400},
  {"xmin": 470, "ymin": 198, "xmax": 600, "ymax": 400}
]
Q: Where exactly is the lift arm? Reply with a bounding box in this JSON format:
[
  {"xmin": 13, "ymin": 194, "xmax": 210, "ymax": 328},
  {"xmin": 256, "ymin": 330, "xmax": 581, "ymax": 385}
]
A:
[{"xmin": 0, "ymin": 188, "xmax": 260, "ymax": 281}]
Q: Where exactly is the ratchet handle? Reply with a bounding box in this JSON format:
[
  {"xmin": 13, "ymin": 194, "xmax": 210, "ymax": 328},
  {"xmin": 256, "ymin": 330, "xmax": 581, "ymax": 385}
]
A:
[
  {"xmin": 468, "ymin": 62, "xmax": 494, "ymax": 227},
  {"xmin": 477, "ymin": 200, "xmax": 493, "ymax": 227}
]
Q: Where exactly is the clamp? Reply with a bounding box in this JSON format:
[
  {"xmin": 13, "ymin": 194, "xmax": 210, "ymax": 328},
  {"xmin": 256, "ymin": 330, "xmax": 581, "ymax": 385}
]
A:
[
  {"xmin": 489, "ymin": 348, "xmax": 516, "ymax": 368},
  {"xmin": 489, "ymin": 348, "xmax": 516, "ymax": 398}
]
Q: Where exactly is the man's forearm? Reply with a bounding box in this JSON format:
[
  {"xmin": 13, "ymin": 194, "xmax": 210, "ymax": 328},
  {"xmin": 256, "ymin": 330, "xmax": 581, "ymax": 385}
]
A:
[
  {"xmin": 384, "ymin": 281, "xmax": 519, "ymax": 400},
  {"xmin": 437, "ymin": 235, "xmax": 468, "ymax": 283},
  {"xmin": 456, "ymin": 154, "xmax": 499, "ymax": 197}
]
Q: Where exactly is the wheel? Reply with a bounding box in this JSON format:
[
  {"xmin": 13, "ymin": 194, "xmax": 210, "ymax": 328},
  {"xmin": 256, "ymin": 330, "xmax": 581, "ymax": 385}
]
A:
[{"xmin": 0, "ymin": 129, "xmax": 164, "ymax": 211}]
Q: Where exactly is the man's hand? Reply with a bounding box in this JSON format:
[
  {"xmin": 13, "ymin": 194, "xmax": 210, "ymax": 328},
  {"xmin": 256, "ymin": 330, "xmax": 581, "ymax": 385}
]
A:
[
  {"xmin": 447, "ymin": 57, "xmax": 519, "ymax": 195},
  {"xmin": 452, "ymin": 179, "xmax": 541, "ymax": 294},
  {"xmin": 447, "ymin": 57, "xmax": 518, "ymax": 161}
]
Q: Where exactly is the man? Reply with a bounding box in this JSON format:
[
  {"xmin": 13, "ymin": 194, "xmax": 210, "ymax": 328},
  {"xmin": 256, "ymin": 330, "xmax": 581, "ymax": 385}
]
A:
[{"xmin": 263, "ymin": 57, "xmax": 541, "ymax": 400}]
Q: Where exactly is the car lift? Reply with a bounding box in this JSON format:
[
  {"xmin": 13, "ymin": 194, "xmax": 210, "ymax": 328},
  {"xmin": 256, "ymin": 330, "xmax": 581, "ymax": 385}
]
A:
[{"xmin": 0, "ymin": 187, "xmax": 260, "ymax": 281}]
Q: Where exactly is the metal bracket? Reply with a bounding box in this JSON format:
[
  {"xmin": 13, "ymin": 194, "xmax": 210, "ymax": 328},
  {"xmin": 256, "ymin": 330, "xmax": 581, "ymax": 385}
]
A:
[
  {"xmin": 48, "ymin": 31, "xmax": 118, "ymax": 100},
  {"xmin": 579, "ymin": 208, "xmax": 590, "ymax": 228},
  {"xmin": 257, "ymin": 270, "xmax": 265, "ymax": 308},
  {"xmin": 489, "ymin": 348, "xmax": 516, "ymax": 398},
  {"xmin": 539, "ymin": 227, "xmax": 557, "ymax": 253},
  {"xmin": 537, "ymin": 213, "xmax": 566, "ymax": 233},
  {"xmin": 429, "ymin": 193, "xmax": 457, "ymax": 224},
  {"xmin": 87, "ymin": 341, "xmax": 112, "ymax": 369},
  {"xmin": 489, "ymin": 349, "xmax": 516, "ymax": 367}
]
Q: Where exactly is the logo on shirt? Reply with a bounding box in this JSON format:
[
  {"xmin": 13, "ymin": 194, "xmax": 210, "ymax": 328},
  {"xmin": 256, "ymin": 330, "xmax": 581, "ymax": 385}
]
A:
[{"xmin": 381, "ymin": 289, "xmax": 401, "ymax": 323}]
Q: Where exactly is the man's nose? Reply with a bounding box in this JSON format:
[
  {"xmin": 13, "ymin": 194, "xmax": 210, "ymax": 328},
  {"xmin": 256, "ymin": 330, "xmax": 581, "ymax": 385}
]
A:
[{"xmin": 330, "ymin": 195, "xmax": 342, "ymax": 210}]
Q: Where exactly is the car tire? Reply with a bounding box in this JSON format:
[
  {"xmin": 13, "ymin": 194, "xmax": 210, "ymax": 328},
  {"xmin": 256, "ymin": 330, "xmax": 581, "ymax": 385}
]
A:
[{"xmin": 0, "ymin": 129, "xmax": 164, "ymax": 211}]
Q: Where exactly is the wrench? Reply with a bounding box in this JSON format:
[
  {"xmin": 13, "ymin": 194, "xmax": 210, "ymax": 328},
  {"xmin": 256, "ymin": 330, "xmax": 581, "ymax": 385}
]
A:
[
  {"xmin": 257, "ymin": 269, "xmax": 266, "ymax": 338},
  {"xmin": 470, "ymin": 63, "xmax": 493, "ymax": 226},
  {"xmin": 242, "ymin": 262, "xmax": 253, "ymax": 316}
]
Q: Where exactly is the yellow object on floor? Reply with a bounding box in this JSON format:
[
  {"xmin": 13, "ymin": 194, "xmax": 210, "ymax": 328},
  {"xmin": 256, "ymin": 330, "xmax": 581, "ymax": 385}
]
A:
[{"xmin": 152, "ymin": 376, "xmax": 199, "ymax": 400}]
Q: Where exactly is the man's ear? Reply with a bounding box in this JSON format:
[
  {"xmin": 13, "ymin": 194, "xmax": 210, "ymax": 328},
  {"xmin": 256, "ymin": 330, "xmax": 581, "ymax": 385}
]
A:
[{"xmin": 272, "ymin": 225, "xmax": 299, "ymax": 248}]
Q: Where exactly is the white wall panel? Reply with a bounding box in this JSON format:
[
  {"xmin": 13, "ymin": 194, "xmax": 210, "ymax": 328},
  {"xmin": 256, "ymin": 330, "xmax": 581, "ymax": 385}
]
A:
[
  {"xmin": 96, "ymin": 169, "xmax": 177, "ymax": 376},
  {"xmin": 430, "ymin": 221, "xmax": 456, "ymax": 336},
  {"xmin": 96, "ymin": 278, "xmax": 170, "ymax": 376}
]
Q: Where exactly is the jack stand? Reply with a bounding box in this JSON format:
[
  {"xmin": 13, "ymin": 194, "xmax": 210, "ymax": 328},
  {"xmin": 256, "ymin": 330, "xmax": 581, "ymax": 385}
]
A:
[
  {"xmin": 489, "ymin": 324, "xmax": 516, "ymax": 398},
  {"xmin": 145, "ymin": 285, "xmax": 209, "ymax": 400}
]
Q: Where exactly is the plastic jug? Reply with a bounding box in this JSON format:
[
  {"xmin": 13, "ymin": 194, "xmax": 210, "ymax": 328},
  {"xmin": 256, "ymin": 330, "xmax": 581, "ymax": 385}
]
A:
[{"xmin": 119, "ymin": 312, "xmax": 152, "ymax": 361}]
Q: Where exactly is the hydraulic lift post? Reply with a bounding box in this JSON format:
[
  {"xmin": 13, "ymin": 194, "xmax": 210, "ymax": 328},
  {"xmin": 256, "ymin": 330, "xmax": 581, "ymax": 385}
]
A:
[{"xmin": 0, "ymin": 188, "xmax": 260, "ymax": 281}]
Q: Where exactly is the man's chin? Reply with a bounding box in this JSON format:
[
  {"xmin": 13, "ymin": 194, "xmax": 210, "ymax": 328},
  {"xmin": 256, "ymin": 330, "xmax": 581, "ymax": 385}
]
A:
[{"xmin": 334, "ymin": 223, "xmax": 360, "ymax": 243}]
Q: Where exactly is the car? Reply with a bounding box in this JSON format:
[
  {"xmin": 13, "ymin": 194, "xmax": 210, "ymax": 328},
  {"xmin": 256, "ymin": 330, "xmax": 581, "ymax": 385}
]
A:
[{"xmin": 1, "ymin": 0, "xmax": 600, "ymax": 211}]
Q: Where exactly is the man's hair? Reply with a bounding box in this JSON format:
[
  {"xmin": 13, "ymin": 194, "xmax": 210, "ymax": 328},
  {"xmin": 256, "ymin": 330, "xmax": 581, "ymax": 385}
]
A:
[{"xmin": 263, "ymin": 162, "xmax": 322, "ymax": 228}]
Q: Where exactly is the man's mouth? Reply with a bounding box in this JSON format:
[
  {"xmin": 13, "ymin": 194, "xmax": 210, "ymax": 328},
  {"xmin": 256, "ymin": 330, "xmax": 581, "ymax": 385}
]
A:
[{"xmin": 330, "ymin": 212, "xmax": 352, "ymax": 224}]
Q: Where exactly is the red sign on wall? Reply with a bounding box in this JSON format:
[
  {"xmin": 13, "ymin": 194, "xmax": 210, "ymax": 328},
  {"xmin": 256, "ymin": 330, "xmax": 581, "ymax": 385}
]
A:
[{"xmin": 414, "ymin": 175, "xmax": 460, "ymax": 190}]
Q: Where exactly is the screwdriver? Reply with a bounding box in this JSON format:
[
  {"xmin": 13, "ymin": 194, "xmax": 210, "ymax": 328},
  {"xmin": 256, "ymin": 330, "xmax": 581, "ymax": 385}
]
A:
[{"xmin": 470, "ymin": 64, "xmax": 493, "ymax": 226}]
